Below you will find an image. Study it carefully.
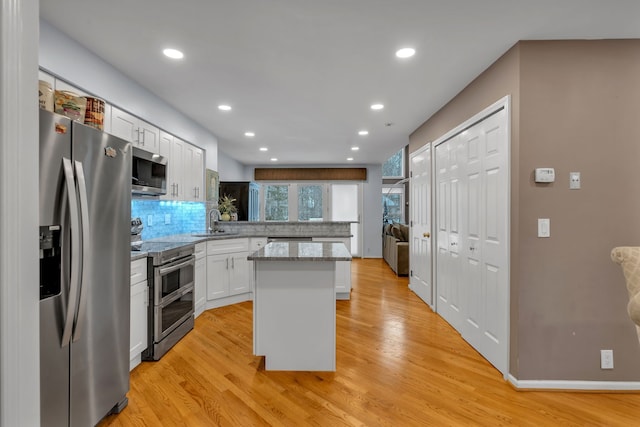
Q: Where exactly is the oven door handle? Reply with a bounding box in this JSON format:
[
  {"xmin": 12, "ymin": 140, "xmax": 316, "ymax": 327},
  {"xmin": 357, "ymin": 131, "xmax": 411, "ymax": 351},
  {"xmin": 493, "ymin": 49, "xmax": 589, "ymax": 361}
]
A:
[
  {"xmin": 158, "ymin": 254, "xmax": 195, "ymax": 276},
  {"xmin": 159, "ymin": 283, "xmax": 194, "ymax": 308}
]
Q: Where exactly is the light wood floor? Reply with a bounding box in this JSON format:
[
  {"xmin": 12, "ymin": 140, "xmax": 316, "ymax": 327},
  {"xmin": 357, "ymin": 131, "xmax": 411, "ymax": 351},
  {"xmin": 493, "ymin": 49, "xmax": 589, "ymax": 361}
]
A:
[{"xmin": 100, "ymin": 259, "xmax": 640, "ymax": 426}]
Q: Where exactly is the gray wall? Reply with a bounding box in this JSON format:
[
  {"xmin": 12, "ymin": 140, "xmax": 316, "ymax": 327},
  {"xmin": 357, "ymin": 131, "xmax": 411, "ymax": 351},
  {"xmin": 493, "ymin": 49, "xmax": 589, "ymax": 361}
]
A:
[
  {"xmin": 410, "ymin": 40, "xmax": 640, "ymax": 382},
  {"xmin": 217, "ymin": 150, "xmax": 251, "ymax": 181}
]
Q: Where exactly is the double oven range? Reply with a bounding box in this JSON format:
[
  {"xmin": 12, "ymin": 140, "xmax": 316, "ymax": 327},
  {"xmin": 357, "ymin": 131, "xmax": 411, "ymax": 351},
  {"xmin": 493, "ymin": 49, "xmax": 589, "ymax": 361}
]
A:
[{"xmin": 136, "ymin": 242, "xmax": 195, "ymax": 360}]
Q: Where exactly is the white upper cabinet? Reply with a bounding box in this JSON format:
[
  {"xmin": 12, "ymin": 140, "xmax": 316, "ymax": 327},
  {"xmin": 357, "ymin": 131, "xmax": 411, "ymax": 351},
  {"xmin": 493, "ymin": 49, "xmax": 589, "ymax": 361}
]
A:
[
  {"xmin": 159, "ymin": 131, "xmax": 185, "ymax": 200},
  {"xmin": 184, "ymin": 143, "xmax": 204, "ymax": 201},
  {"xmin": 111, "ymin": 106, "xmax": 159, "ymax": 153}
]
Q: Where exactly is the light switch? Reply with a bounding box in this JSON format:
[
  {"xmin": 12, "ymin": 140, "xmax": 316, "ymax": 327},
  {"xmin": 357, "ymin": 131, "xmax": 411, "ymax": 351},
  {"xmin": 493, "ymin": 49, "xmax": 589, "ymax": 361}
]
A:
[
  {"xmin": 147, "ymin": 215, "xmax": 153, "ymax": 227},
  {"xmin": 165, "ymin": 214, "xmax": 171, "ymax": 224},
  {"xmin": 569, "ymin": 172, "xmax": 581, "ymax": 189},
  {"xmin": 538, "ymin": 218, "xmax": 550, "ymax": 238}
]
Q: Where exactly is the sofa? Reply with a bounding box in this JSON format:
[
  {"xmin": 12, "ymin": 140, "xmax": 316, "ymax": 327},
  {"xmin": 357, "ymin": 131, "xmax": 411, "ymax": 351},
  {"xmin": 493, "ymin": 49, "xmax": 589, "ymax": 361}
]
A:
[{"xmin": 383, "ymin": 223, "xmax": 409, "ymax": 276}]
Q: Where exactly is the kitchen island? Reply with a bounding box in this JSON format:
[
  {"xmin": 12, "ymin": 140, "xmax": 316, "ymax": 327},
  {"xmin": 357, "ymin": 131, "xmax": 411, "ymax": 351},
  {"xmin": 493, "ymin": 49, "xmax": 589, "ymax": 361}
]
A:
[{"xmin": 248, "ymin": 241, "xmax": 351, "ymax": 371}]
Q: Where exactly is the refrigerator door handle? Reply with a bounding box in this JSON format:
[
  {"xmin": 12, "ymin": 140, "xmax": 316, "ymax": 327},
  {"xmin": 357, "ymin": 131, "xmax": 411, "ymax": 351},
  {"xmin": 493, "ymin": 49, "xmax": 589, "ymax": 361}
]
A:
[
  {"xmin": 72, "ymin": 161, "xmax": 91, "ymax": 342},
  {"xmin": 61, "ymin": 158, "xmax": 81, "ymax": 348}
]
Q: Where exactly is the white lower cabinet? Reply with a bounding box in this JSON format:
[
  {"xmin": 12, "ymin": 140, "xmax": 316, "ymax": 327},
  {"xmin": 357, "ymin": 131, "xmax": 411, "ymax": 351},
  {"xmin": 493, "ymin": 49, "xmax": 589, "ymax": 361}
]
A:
[
  {"xmin": 206, "ymin": 238, "xmax": 251, "ymax": 308},
  {"xmin": 194, "ymin": 242, "xmax": 207, "ymax": 318},
  {"xmin": 313, "ymin": 237, "xmax": 352, "ymax": 300},
  {"xmin": 130, "ymin": 258, "xmax": 148, "ymax": 371}
]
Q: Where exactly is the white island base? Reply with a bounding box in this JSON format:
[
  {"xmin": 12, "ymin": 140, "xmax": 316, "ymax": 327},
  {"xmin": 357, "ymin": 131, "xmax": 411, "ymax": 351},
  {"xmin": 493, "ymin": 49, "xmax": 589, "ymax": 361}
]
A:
[{"xmin": 253, "ymin": 260, "xmax": 336, "ymax": 371}]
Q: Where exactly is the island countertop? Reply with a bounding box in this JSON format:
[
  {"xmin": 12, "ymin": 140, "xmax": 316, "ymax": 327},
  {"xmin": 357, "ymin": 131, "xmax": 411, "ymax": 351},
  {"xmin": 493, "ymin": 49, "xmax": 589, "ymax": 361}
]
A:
[{"xmin": 248, "ymin": 241, "xmax": 352, "ymax": 261}]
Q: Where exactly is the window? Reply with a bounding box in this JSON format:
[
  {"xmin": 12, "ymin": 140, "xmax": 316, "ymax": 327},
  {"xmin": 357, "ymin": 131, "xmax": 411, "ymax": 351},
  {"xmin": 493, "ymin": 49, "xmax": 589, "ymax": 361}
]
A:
[
  {"xmin": 297, "ymin": 185, "xmax": 323, "ymax": 221},
  {"xmin": 264, "ymin": 185, "xmax": 289, "ymax": 221},
  {"xmin": 259, "ymin": 182, "xmax": 363, "ymax": 255},
  {"xmin": 383, "ymin": 186, "xmax": 404, "ymax": 224},
  {"xmin": 382, "ymin": 149, "xmax": 404, "ymax": 178}
]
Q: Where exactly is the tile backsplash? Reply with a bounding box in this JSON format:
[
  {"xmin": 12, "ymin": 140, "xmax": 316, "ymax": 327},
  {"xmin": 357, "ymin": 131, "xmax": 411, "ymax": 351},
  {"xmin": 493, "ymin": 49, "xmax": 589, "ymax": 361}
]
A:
[{"xmin": 131, "ymin": 199, "xmax": 206, "ymax": 240}]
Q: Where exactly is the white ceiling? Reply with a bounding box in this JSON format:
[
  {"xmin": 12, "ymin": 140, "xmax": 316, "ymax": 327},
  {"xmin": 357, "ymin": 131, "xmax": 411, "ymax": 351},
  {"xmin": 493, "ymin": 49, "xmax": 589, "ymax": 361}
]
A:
[{"xmin": 40, "ymin": 1, "xmax": 640, "ymax": 166}]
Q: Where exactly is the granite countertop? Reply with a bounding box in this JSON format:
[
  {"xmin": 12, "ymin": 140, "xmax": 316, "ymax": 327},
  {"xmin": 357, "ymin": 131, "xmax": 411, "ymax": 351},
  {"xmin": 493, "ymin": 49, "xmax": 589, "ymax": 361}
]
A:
[
  {"xmin": 130, "ymin": 251, "xmax": 148, "ymax": 261},
  {"xmin": 248, "ymin": 241, "xmax": 352, "ymax": 261}
]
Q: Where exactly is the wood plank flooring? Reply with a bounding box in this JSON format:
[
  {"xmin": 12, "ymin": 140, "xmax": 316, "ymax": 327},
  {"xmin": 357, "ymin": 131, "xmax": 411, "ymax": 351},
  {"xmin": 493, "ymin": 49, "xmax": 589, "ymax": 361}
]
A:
[{"xmin": 100, "ymin": 259, "xmax": 640, "ymax": 426}]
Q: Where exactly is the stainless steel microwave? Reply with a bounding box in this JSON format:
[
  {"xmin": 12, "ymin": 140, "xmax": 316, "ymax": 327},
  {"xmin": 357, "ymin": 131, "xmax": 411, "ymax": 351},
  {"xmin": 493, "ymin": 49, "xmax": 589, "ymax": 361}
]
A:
[{"xmin": 132, "ymin": 147, "xmax": 167, "ymax": 196}]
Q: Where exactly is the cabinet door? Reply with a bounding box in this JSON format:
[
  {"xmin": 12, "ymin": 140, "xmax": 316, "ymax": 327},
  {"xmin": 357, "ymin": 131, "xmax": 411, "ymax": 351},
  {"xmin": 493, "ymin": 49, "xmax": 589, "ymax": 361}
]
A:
[
  {"xmin": 191, "ymin": 147, "xmax": 204, "ymax": 201},
  {"xmin": 184, "ymin": 143, "xmax": 203, "ymax": 201},
  {"xmin": 130, "ymin": 281, "xmax": 148, "ymax": 366},
  {"xmin": 207, "ymin": 254, "xmax": 229, "ymax": 299},
  {"xmin": 229, "ymin": 253, "xmax": 250, "ymax": 295},
  {"xmin": 111, "ymin": 107, "xmax": 137, "ymax": 143},
  {"xmin": 172, "ymin": 137, "xmax": 185, "ymax": 200},
  {"xmin": 195, "ymin": 257, "xmax": 206, "ymax": 317},
  {"xmin": 159, "ymin": 131, "xmax": 175, "ymax": 200},
  {"xmin": 138, "ymin": 119, "xmax": 159, "ymax": 153}
]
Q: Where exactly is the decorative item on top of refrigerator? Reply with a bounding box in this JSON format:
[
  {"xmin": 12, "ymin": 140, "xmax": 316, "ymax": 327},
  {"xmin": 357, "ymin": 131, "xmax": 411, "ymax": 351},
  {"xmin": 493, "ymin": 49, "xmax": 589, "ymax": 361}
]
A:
[{"xmin": 54, "ymin": 90, "xmax": 87, "ymax": 123}]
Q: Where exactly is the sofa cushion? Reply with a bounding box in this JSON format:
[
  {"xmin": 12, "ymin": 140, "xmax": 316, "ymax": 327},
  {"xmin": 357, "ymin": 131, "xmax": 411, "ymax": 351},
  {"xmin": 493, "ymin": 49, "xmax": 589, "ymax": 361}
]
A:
[
  {"xmin": 391, "ymin": 224, "xmax": 409, "ymax": 242},
  {"xmin": 399, "ymin": 224, "xmax": 409, "ymax": 242},
  {"xmin": 391, "ymin": 225, "xmax": 403, "ymax": 241}
]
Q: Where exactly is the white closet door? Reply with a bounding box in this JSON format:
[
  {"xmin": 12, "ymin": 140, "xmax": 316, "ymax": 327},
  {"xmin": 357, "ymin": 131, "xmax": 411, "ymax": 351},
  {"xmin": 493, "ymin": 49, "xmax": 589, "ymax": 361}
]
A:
[
  {"xmin": 409, "ymin": 144, "xmax": 433, "ymax": 307},
  {"xmin": 462, "ymin": 124, "xmax": 484, "ymax": 348},
  {"xmin": 473, "ymin": 109, "xmax": 509, "ymax": 372},
  {"xmin": 435, "ymin": 140, "xmax": 464, "ymax": 331},
  {"xmin": 433, "ymin": 104, "xmax": 509, "ymax": 376}
]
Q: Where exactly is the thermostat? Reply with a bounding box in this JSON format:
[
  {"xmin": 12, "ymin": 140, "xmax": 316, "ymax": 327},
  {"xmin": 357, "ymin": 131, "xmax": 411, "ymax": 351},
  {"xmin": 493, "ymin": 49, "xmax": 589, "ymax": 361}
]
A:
[{"xmin": 535, "ymin": 168, "xmax": 555, "ymax": 183}]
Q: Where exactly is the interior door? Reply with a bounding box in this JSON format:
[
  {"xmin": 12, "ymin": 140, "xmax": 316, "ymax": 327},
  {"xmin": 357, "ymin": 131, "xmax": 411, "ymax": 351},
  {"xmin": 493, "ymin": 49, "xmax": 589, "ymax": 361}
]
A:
[
  {"xmin": 409, "ymin": 144, "xmax": 433, "ymax": 307},
  {"xmin": 463, "ymin": 109, "xmax": 509, "ymax": 373},
  {"xmin": 435, "ymin": 140, "xmax": 464, "ymax": 331}
]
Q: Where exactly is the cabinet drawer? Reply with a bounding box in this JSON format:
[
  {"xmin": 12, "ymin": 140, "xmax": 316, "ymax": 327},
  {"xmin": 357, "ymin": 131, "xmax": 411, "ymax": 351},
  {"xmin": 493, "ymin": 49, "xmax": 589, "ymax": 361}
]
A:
[
  {"xmin": 195, "ymin": 242, "xmax": 206, "ymax": 259},
  {"xmin": 130, "ymin": 258, "xmax": 147, "ymax": 285},
  {"xmin": 207, "ymin": 238, "xmax": 249, "ymax": 255}
]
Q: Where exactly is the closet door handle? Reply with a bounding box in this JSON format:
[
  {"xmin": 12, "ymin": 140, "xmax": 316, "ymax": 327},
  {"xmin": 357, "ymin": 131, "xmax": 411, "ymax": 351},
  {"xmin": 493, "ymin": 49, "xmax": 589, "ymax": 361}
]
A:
[{"xmin": 423, "ymin": 232, "xmax": 430, "ymax": 238}]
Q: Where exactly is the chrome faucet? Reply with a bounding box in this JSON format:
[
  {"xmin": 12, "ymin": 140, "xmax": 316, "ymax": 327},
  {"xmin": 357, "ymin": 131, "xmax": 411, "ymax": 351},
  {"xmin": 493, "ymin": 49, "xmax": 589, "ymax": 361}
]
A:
[{"xmin": 208, "ymin": 208, "xmax": 221, "ymax": 233}]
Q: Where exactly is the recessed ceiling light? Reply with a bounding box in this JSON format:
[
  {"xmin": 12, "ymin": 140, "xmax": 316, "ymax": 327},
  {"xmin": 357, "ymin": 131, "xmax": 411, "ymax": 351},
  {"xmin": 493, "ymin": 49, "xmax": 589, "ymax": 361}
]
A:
[
  {"xmin": 163, "ymin": 48, "xmax": 184, "ymax": 59},
  {"xmin": 358, "ymin": 130, "xmax": 369, "ymax": 136},
  {"xmin": 370, "ymin": 104, "xmax": 384, "ymax": 110},
  {"xmin": 347, "ymin": 157, "xmax": 354, "ymax": 161},
  {"xmin": 218, "ymin": 105, "xmax": 232, "ymax": 111},
  {"xmin": 259, "ymin": 147, "xmax": 268, "ymax": 152},
  {"xmin": 396, "ymin": 47, "xmax": 416, "ymax": 58},
  {"xmin": 245, "ymin": 132, "xmax": 255, "ymax": 137},
  {"xmin": 351, "ymin": 146, "xmax": 359, "ymax": 151},
  {"xmin": 270, "ymin": 157, "xmax": 278, "ymax": 162}
]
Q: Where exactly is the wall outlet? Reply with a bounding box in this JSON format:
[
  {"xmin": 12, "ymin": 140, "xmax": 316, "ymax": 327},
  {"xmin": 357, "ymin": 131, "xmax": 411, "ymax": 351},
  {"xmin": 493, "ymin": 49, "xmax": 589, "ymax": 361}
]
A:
[
  {"xmin": 165, "ymin": 214, "xmax": 171, "ymax": 225},
  {"xmin": 600, "ymin": 349, "xmax": 614, "ymax": 369},
  {"xmin": 147, "ymin": 215, "xmax": 153, "ymax": 227}
]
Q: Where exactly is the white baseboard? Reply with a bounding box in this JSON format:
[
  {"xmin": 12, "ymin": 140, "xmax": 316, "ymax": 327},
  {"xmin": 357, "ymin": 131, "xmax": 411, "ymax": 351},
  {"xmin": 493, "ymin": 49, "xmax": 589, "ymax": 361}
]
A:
[{"xmin": 508, "ymin": 374, "xmax": 640, "ymax": 391}]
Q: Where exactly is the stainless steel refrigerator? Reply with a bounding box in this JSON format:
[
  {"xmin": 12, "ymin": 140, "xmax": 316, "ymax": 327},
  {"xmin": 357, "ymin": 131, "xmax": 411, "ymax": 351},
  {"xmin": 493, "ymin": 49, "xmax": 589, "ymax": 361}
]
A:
[{"xmin": 39, "ymin": 109, "xmax": 131, "ymax": 426}]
